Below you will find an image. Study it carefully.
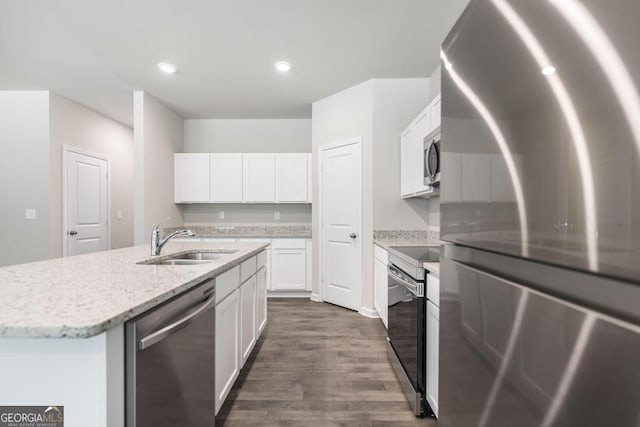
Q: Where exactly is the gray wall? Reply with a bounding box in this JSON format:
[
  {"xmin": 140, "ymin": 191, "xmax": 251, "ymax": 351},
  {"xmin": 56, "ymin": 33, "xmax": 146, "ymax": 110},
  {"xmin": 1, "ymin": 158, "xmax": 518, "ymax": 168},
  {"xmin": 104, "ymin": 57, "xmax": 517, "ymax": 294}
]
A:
[
  {"xmin": 184, "ymin": 119, "xmax": 311, "ymax": 152},
  {"xmin": 134, "ymin": 92, "xmax": 184, "ymax": 244},
  {"xmin": 182, "ymin": 118, "xmax": 313, "ymax": 225},
  {"xmin": 372, "ymin": 79, "xmax": 431, "ymax": 230},
  {"xmin": 49, "ymin": 94, "xmax": 134, "ymax": 257},
  {"xmin": 0, "ymin": 91, "xmax": 51, "ymax": 267}
]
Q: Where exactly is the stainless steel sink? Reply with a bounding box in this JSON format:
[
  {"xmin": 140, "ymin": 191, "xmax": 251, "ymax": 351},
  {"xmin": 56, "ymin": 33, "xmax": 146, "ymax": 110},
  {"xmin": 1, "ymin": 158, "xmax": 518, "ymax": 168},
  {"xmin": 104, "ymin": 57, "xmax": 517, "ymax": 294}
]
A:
[
  {"xmin": 138, "ymin": 249, "xmax": 238, "ymax": 265},
  {"xmin": 173, "ymin": 252, "xmax": 231, "ymax": 261},
  {"xmin": 154, "ymin": 259, "xmax": 216, "ymax": 266}
]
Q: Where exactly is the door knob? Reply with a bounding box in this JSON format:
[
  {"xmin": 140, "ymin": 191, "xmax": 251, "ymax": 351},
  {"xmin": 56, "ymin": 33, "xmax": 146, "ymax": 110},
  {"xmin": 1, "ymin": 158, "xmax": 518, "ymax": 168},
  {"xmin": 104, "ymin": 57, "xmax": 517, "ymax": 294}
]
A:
[
  {"xmin": 68, "ymin": 230, "xmax": 78, "ymax": 236},
  {"xmin": 349, "ymin": 233, "xmax": 357, "ymax": 239}
]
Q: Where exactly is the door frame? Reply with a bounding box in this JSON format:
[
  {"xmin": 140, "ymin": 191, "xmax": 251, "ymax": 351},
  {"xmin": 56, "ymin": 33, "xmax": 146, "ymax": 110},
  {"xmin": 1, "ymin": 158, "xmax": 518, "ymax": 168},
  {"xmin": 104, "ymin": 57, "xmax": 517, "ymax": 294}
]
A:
[
  {"xmin": 62, "ymin": 145, "xmax": 111, "ymax": 256},
  {"xmin": 317, "ymin": 137, "xmax": 363, "ymax": 306}
]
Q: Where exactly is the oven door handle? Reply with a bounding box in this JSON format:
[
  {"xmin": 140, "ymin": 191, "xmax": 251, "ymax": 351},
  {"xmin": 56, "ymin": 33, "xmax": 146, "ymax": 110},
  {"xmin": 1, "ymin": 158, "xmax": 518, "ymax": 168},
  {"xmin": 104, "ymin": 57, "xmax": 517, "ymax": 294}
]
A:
[{"xmin": 388, "ymin": 265, "xmax": 424, "ymax": 297}]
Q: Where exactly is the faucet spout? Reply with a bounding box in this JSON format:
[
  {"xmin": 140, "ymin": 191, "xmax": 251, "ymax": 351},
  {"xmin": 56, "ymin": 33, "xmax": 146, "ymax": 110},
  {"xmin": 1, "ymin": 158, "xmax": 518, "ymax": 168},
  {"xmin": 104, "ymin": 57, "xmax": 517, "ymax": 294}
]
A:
[{"xmin": 150, "ymin": 219, "xmax": 196, "ymax": 256}]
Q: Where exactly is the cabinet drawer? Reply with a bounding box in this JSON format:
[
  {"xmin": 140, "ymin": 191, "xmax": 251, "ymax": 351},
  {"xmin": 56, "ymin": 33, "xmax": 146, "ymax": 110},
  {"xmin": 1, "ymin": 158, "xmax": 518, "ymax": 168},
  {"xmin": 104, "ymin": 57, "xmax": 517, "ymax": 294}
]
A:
[
  {"xmin": 427, "ymin": 274, "xmax": 440, "ymax": 307},
  {"xmin": 240, "ymin": 256, "xmax": 257, "ymax": 283},
  {"xmin": 271, "ymin": 238, "xmax": 305, "ymax": 249},
  {"xmin": 257, "ymin": 250, "xmax": 267, "ymax": 269},
  {"xmin": 374, "ymin": 244, "xmax": 388, "ymax": 264},
  {"xmin": 216, "ymin": 266, "xmax": 240, "ymax": 303}
]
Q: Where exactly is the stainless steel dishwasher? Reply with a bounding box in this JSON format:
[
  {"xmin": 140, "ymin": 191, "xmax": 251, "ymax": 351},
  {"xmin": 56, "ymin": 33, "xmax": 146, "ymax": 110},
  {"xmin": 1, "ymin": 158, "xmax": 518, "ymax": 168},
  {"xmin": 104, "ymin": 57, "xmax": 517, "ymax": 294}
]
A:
[{"xmin": 126, "ymin": 279, "xmax": 215, "ymax": 426}]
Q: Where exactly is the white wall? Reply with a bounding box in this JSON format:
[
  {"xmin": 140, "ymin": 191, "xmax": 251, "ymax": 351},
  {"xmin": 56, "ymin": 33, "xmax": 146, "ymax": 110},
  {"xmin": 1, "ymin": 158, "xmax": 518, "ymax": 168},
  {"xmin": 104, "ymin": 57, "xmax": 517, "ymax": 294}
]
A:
[
  {"xmin": 134, "ymin": 92, "xmax": 184, "ymax": 244},
  {"xmin": 184, "ymin": 119, "xmax": 311, "ymax": 152},
  {"xmin": 312, "ymin": 80, "xmax": 374, "ymax": 312},
  {"xmin": 372, "ymin": 79, "xmax": 431, "ymax": 230},
  {"xmin": 49, "ymin": 94, "xmax": 134, "ymax": 257},
  {"xmin": 182, "ymin": 118, "xmax": 312, "ymax": 225},
  {"xmin": 0, "ymin": 91, "xmax": 50, "ymax": 267}
]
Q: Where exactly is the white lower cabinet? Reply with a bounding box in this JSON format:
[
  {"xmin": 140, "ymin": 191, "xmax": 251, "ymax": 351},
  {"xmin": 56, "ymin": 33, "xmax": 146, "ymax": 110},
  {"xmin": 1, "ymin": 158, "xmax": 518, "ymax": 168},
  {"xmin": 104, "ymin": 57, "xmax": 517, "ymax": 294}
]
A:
[
  {"xmin": 256, "ymin": 265, "xmax": 268, "ymax": 334},
  {"xmin": 426, "ymin": 299, "xmax": 440, "ymax": 417},
  {"xmin": 215, "ymin": 288, "xmax": 240, "ymax": 415},
  {"xmin": 271, "ymin": 239, "xmax": 307, "ymax": 291},
  {"xmin": 373, "ymin": 244, "xmax": 388, "ymax": 328},
  {"xmin": 215, "ymin": 250, "xmax": 269, "ymax": 415},
  {"xmin": 240, "ymin": 275, "xmax": 257, "ymax": 365}
]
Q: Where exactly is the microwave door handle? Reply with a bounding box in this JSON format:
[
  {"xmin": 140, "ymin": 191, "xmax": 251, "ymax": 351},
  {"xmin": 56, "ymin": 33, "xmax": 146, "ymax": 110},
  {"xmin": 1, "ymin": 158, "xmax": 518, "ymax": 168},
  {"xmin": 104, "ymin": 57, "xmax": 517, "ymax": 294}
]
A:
[{"xmin": 137, "ymin": 295, "xmax": 215, "ymax": 351}]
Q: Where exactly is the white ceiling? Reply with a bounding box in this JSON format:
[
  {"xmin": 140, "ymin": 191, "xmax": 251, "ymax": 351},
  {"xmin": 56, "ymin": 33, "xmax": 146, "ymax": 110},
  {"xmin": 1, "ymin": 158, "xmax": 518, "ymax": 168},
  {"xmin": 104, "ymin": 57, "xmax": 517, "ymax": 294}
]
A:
[{"xmin": 0, "ymin": 0, "xmax": 469, "ymax": 126}]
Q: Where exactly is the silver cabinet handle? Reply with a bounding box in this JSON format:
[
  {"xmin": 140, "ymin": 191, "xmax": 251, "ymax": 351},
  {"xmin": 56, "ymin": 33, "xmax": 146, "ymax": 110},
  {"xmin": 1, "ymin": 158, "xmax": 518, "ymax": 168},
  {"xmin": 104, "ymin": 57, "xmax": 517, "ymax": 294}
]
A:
[
  {"xmin": 138, "ymin": 295, "xmax": 215, "ymax": 351},
  {"xmin": 68, "ymin": 230, "xmax": 78, "ymax": 236},
  {"xmin": 349, "ymin": 233, "xmax": 357, "ymax": 239}
]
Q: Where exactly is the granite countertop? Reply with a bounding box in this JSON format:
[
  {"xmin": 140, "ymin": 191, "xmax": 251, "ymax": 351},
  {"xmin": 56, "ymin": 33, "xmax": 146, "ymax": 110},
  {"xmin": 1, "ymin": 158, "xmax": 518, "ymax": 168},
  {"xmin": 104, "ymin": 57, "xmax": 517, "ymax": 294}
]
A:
[
  {"xmin": 374, "ymin": 238, "xmax": 442, "ymax": 250},
  {"xmin": 423, "ymin": 262, "xmax": 440, "ymax": 277},
  {"xmin": 166, "ymin": 224, "xmax": 311, "ymax": 239},
  {"xmin": 0, "ymin": 241, "xmax": 268, "ymax": 339}
]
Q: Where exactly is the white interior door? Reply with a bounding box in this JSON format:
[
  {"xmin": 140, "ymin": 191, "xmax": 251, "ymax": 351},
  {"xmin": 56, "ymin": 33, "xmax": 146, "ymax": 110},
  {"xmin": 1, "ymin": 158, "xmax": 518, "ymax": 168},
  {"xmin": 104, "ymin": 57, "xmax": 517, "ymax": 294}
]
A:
[
  {"xmin": 320, "ymin": 139, "xmax": 362, "ymax": 311},
  {"xmin": 64, "ymin": 148, "xmax": 109, "ymax": 256}
]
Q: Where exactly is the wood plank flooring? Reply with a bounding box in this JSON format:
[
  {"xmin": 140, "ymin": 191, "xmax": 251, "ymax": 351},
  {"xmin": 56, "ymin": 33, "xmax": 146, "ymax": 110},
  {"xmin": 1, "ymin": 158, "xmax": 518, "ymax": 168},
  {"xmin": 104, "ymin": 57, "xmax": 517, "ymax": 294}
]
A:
[{"xmin": 217, "ymin": 298, "xmax": 436, "ymax": 427}]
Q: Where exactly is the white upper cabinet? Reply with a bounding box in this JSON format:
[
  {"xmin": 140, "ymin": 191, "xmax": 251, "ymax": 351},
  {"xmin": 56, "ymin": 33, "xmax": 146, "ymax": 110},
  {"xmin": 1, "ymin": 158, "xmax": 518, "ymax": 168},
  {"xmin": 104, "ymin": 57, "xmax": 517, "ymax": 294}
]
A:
[
  {"xmin": 243, "ymin": 154, "xmax": 276, "ymax": 202},
  {"xmin": 175, "ymin": 152, "xmax": 310, "ymax": 204},
  {"xmin": 275, "ymin": 153, "xmax": 311, "ymax": 203},
  {"xmin": 429, "ymin": 94, "xmax": 442, "ymax": 132},
  {"xmin": 174, "ymin": 154, "xmax": 210, "ymax": 203},
  {"xmin": 400, "ymin": 94, "xmax": 441, "ymax": 199},
  {"xmin": 211, "ymin": 154, "xmax": 243, "ymax": 202}
]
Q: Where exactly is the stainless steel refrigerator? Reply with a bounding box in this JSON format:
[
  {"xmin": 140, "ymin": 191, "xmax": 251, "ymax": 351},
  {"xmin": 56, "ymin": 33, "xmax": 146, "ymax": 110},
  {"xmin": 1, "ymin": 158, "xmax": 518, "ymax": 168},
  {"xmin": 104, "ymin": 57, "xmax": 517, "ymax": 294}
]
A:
[{"xmin": 439, "ymin": 0, "xmax": 640, "ymax": 425}]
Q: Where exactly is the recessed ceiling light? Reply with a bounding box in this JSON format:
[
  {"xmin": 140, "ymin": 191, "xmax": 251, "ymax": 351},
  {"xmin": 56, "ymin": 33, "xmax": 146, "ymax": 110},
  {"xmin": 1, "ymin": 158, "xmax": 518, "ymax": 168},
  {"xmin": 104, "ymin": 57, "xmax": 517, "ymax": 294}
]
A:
[
  {"xmin": 158, "ymin": 62, "xmax": 178, "ymax": 74},
  {"xmin": 541, "ymin": 65, "xmax": 557, "ymax": 75},
  {"xmin": 274, "ymin": 61, "xmax": 292, "ymax": 72}
]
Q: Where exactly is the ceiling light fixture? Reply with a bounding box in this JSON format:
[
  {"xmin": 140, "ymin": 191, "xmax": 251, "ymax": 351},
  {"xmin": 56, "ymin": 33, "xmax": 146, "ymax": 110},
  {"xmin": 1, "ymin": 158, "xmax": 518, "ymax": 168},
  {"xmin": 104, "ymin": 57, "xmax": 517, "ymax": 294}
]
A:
[
  {"xmin": 541, "ymin": 65, "xmax": 557, "ymax": 75},
  {"xmin": 158, "ymin": 62, "xmax": 178, "ymax": 74},
  {"xmin": 274, "ymin": 61, "xmax": 292, "ymax": 72}
]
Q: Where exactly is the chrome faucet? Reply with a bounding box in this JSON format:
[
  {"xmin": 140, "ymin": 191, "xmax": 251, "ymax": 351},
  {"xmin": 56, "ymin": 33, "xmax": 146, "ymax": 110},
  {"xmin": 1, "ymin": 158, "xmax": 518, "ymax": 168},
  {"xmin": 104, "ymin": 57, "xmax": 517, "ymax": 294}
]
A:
[{"xmin": 150, "ymin": 218, "xmax": 196, "ymax": 256}]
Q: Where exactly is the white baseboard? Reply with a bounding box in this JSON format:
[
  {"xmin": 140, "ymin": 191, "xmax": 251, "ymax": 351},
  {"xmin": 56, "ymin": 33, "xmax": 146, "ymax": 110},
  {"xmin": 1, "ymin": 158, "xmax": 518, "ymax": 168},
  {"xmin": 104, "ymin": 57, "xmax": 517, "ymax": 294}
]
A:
[
  {"xmin": 358, "ymin": 306, "xmax": 379, "ymax": 318},
  {"xmin": 267, "ymin": 291, "xmax": 312, "ymax": 298},
  {"xmin": 310, "ymin": 293, "xmax": 322, "ymax": 303}
]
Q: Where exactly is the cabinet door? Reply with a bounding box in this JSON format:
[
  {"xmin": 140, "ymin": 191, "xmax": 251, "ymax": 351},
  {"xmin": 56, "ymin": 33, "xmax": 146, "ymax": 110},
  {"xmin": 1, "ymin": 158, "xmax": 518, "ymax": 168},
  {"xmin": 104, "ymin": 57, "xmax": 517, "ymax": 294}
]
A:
[
  {"xmin": 429, "ymin": 94, "xmax": 442, "ymax": 132},
  {"xmin": 373, "ymin": 256, "xmax": 388, "ymax": 328},
  {"xmin": 256, "ymin": 265, "xmax": 268, "ymax": 336},
  {"xmin": 243, "ymin": 154, "xmax": 275, "ymax": 202},
  {"xmin": 275, "ymin": 153, "xmax": 310, "ymax": 202},
  {"xmin": 211, "ymin": 154, "xmax": 243, "ymax": 202},
  {"xmin": 426, "ymin": 300, "xmax": 440, "ymax": 417},
  {"xmin": 174, "ymin": 154, "xmax": 210, "ymax": 202},
  {"xmin": 413, "ymin": 109, "xmax": 431, "ymax": 194},
  {"xmin": 271, "ymin": 249, "xmax": 306, "ymax": 291},
  {"xmin": 400, "ymin": 126, "xmax": 414, "ymax": 197},
  {"xmin": 240, "ymin": 276, "xmax": 257, "ymax": 366},
  {"xmin": 215, "ymin": 289, "xmax": 240, "ymax": 415}
]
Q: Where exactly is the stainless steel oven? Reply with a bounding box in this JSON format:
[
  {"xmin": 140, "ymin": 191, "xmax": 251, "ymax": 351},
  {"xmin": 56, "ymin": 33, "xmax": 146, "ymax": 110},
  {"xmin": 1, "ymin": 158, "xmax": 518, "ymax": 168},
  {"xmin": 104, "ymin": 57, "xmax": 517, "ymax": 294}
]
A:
[
  {"xmin": 386, "ymin": 246, "xmax": 440, "ymax": 417},
  {"xmin": 423, "ymin": 128, "xmax": 441, "ymax": 186}
]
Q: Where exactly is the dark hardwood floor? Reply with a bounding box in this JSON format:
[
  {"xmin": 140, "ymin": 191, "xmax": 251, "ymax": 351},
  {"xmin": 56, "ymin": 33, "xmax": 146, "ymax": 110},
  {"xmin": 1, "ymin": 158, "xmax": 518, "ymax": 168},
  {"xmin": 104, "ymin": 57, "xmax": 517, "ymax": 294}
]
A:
[{"xmin": 217, "ymin": 298, "xmax": 436, "ymax": 426}]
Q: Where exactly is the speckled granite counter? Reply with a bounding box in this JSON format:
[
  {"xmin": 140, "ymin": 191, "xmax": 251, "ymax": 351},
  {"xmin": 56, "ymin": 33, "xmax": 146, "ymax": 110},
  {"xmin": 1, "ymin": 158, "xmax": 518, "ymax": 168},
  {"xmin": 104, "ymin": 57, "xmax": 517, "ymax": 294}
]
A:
[
  {"xmin": 165, "ymin": 224, "xmax": 311, "ymax": 239},
  {"xmin": 423, "ymin": 262, "xmax": 440, "ymax": 277},
  {"xmin": 0, "ymin": 241, "xmax": 268, "ymax": 338}
]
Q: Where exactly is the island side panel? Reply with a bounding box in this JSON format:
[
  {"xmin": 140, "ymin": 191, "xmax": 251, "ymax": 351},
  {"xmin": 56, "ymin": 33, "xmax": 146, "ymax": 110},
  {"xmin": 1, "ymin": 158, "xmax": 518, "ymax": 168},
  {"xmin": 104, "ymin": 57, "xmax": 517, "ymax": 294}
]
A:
[{"xmin": 0, "ymin": 325, "xmax": 124, "ymax": 427}]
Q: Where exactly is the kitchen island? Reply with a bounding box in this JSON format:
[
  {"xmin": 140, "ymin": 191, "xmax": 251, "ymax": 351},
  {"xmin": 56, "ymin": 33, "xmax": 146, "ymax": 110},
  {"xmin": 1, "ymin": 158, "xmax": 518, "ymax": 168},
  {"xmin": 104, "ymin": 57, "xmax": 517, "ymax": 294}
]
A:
[{"xmin": 0, "ymin": 241, "xmax": 268, "ymax": 427}]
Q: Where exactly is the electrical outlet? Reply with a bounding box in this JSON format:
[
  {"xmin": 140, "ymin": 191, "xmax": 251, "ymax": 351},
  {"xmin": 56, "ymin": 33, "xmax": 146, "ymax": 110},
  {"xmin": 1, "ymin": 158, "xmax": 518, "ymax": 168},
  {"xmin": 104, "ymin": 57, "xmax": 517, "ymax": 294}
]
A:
[
  {"xmin": 25, "ymin": 209, "xmax": 37, "ymax": 220},
  {"xmin": 219, "ymin": 211, "xmax": 225, "ymax": 219},
  {"xmin": 117, "ymin": 209, "xmax": 123, "ymax": 220},
  {"xmin": 275, "ymin": 211, "xmax": 280, "ymax": 220}
]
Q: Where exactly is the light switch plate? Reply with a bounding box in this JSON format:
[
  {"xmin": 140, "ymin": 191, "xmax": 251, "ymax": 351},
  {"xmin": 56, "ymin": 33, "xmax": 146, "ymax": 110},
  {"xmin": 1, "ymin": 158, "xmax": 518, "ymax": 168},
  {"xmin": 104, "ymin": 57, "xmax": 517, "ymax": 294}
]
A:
[
  {"xmin": 117, "ymin": 209, "xmax": 123, "ymax": 220},
  {"xmin": 219, "ymin": 211, "xmax": 225, "ymax": 219},
  {"xmin": 25, "ymin": 209, "xmax": 37, "ymax": 220},
  {"xmin": 274, "ymin": 211, "xmax": 280, "ymax": 220}
]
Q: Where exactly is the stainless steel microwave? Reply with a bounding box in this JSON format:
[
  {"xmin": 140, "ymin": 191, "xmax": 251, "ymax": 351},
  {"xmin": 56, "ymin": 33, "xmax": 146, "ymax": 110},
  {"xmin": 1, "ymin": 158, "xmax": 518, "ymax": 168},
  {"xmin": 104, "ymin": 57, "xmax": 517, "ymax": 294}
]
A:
[{"xmin": 423, "ymin": 128, "xmax": 441, "ymax": 186}]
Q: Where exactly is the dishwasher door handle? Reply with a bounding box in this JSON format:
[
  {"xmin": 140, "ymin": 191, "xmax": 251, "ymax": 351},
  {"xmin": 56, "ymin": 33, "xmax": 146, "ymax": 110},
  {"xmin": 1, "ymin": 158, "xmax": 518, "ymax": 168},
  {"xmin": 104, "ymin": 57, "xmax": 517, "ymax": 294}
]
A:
[{"xmin": 138, "ymin": 295, "xmax": 216, "ymax": 351}]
